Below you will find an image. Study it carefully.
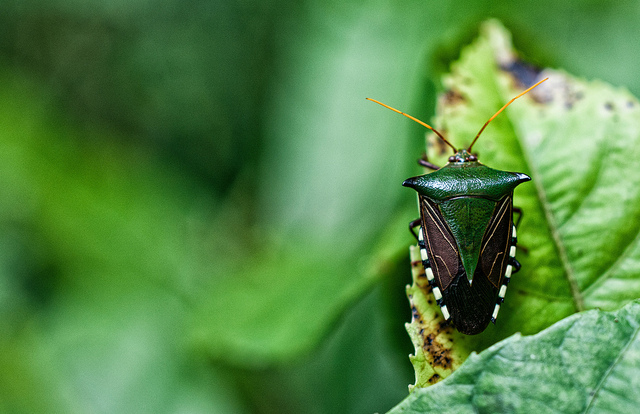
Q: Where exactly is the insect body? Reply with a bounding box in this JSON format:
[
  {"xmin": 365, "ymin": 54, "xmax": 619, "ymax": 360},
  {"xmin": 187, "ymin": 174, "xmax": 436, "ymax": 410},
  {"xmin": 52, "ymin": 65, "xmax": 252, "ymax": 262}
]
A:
[{"xmin": 367, "ymin": 78, "xmax": 547, "ymax": 335}]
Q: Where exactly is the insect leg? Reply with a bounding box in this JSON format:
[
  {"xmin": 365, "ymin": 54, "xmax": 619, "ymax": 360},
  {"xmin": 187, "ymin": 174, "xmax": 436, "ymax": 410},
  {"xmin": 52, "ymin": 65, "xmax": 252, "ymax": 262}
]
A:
[
  {"xmin": 508, "ymin": 257, "xmax": 522, "ymax": 274},
  {"xmin": 409, "ymin": 218, "xmax": 421, "ymax": 240},
  {"xmin": 511, "ymin": 208, "xmax": 530, "ymax": 254},
  {"xmin": 513, "ymin": 206, "xmax": 523, "ymax": 228},
  {"xmin": 418, "ymin": 154, "xmax": 440, "ymax": 170}
]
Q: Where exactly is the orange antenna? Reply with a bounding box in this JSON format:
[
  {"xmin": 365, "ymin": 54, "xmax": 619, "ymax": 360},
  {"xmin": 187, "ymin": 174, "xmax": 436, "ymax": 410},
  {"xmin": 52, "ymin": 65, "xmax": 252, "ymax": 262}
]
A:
[
  {"xmin": 467, "ymin": 77, "xmax": 548, "ymax": 152},
  {"xmin": 366, "ymin": 98, "xmax": 457, "ymax": 153}
]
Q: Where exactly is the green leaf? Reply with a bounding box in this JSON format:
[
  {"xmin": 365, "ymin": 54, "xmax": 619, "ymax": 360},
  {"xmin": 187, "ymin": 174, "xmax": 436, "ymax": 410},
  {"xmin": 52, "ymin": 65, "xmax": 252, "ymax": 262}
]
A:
[
  {"xmin": 390, "ymin": 299, "xmax": 640, "ymax": 413},
  {"xmin": 406, "ymin": 20, "xmax": 640, "ymax": 386}
]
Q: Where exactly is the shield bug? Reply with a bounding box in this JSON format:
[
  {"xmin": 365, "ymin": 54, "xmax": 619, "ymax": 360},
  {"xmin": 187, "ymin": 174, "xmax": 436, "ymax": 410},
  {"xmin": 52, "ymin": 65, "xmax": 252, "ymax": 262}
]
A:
[{"xmin": 367, "ymin": 78, "xmax": 547, "ymax": 335}]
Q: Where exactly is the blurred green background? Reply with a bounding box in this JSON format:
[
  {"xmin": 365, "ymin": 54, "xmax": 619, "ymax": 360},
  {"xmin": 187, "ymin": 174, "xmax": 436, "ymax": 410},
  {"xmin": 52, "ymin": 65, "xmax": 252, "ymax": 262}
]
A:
[{"xmin": 2, "ymin": 1, "xmax": 640, "ymax": 413}]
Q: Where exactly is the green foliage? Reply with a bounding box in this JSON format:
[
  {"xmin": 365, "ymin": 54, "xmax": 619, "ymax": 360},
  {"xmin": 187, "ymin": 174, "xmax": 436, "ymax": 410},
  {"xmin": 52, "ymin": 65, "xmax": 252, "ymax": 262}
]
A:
[
  {"xmin": 406, "ymin": 20, "xmax": 640, "ymax": 392},
  {"xmin": 391, "ymin": 300, "xmax": 640, "ymax": 413},
  {"xmin": 1, "ymin": 2, "xmax": 640, "ymax": 413}
]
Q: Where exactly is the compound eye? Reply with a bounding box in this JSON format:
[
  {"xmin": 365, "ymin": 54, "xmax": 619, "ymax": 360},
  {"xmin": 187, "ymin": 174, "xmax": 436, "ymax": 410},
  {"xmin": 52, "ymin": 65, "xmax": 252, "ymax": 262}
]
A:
[
  {"xmin": 448, "ymin": 156, "xmax": 456, "ymax": 162},
  {"xmin": 469, "ymin": 154, "xmax": 477, "ymax": 161}
]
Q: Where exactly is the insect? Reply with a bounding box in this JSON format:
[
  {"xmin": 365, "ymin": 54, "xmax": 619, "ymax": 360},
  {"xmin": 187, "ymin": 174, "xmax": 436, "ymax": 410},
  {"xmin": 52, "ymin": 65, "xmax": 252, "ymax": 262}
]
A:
[{"xmin": 367, "ymin": 78, "xmax": 547, "ymax": 334}]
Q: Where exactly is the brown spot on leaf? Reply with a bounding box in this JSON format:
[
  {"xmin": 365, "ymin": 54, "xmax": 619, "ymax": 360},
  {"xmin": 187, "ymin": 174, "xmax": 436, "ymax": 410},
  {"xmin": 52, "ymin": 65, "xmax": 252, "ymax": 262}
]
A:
[
  {"xmin": 429, "ymin": 133, "xmax": 451, "ymax": 156},
  {"xmin": 438, "ymin": 319, "xmax": 452, "ymax": 332},
  {"xmin": 425, "ymin": 333, "xmax": 434, "ymax": 346},
  {"xmin": 443, "ymin": 89, "xmax": 466, "ymax": 105},
  {"xmin": 422, "ymin": 333, "xmax": 453, "ymax": 370},
  {"xmin": 501, "ymin": 59, "xmax": 542, "ymax": 90}
]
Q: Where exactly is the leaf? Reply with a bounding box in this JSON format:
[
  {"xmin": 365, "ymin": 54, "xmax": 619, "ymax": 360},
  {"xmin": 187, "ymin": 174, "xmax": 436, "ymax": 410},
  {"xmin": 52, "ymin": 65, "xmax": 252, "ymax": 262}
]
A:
[
  {"xmin": 390, "ymin": 299, "xmax": 640, "ymax": 413},
  {"xmin": 406, "ymin": 20, "xmax": 640, "ymax": 386}
]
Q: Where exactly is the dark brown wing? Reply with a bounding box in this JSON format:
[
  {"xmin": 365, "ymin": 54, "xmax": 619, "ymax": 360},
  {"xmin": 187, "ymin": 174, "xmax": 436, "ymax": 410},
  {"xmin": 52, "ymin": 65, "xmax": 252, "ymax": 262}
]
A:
[
  {"xmin": 480, "ymin": 194, "xmax": 513, "ymax": 288},
  {"xmin": 420, "ymin": 196, "xmax": 459, "ymax": 290}
]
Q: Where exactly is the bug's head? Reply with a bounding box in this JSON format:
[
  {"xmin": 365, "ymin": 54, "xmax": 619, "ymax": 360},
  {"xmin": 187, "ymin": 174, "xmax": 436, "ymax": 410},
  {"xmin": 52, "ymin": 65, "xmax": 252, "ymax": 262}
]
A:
[{"xmin": 448, "ymin": 149, "xmax": 478, "ymax": 164}]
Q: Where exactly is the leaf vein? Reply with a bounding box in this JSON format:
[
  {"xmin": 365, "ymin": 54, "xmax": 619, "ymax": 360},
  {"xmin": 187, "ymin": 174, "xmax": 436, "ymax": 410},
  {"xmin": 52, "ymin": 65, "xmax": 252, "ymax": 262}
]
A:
[
  {"xmin": 583, "ymin": 320, "xmax": 640, "ymax": 413},
  {"xmin": 582, "ymin": 225, "xmax": 640, "ymax": 299},
  {"xmin": 511, "ymin": 109, "xmax": 585, "ymax": 312}
]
